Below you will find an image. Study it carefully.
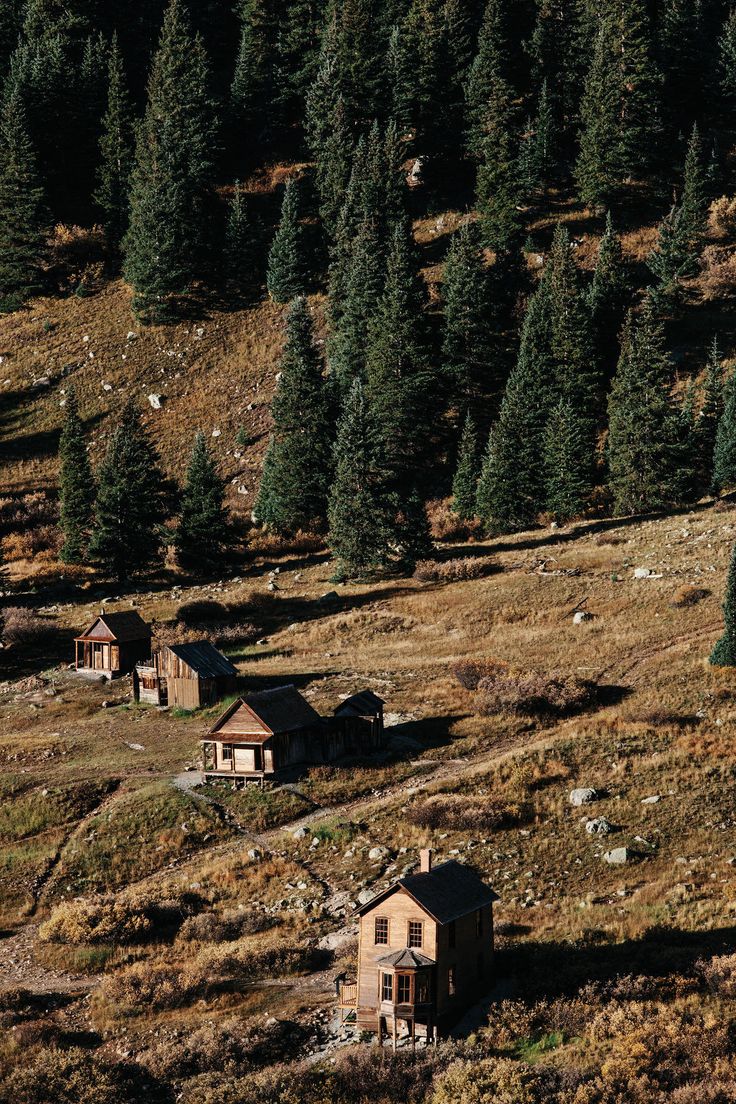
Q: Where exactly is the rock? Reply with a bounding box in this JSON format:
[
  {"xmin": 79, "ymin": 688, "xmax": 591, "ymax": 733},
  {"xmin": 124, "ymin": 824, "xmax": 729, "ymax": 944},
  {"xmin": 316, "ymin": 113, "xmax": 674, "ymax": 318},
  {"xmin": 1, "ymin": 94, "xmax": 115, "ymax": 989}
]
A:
[
  {"xmin": 633, "ymin": 567, "xmax": 663, "ymax": 579},
  {"xmin": 357, "ymin": 888, "xmax": 374, "ymax": 906},
  {"xmin": 603, "ymin": 847, "xmax": 636, "ymax": 864},
  {"xmin": 569, "ymin": 787, "xmax": 598, "ymax": 807},
  {"xmin": 641, "ymin": 795, "xmax": 661, "ymax": 804},
  {"xmin": 267, "ymin": 581, "xmax": 278, "ymax": 591},
  {"xmin": 585, "ymin": 816, "xmax": 613, "ymax": 836},
  {"xmin": 127, "ymin": 331, "xmax": 137, "ymax": 341},
  {"xmin": 32, "ymin": 376, "xmax": 51, "ymax": 388},
  {"xmin": 247, "ymin": 848, "xmax": 262, "ymax": 861},
  {"xmin": 368, "ymin": 846, "xmax": 389, "ymax": 861},
  {"xmin": 292, "ymin": 826, "xmax": 309, "ymax": 840},
  {"xmin": 212, "ymin": 428, "xmax": 221, "ymax": 438},
  {"xmin": 148, "ymin": 393, "xmax": 162, "ymax": 410},
  {"xmin": 102, "ymin": 382, "xmax": 113, "ymax": 392},
  {"xmin": 407, "ymin": 157, "xmax": 423, "ymax": 185},
  {"xmin": 318, "ymin": 590, "xmax": 339, "ymax": 604},
  {"xmin": 573, "ymin": 610, "xmax": 594, "ymax": 624}
]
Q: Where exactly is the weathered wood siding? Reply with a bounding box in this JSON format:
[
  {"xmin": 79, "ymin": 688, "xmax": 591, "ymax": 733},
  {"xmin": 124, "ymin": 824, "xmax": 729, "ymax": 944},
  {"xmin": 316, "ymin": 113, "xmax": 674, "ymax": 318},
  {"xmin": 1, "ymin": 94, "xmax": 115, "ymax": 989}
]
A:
[{"xmin": 357, "ymin": 889, "xmax": 438, "ymax": 1016}]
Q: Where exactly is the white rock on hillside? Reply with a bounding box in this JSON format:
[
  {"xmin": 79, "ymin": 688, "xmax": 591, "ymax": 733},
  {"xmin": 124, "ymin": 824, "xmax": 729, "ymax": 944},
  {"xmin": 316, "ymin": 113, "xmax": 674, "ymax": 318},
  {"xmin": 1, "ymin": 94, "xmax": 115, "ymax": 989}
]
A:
[{"xmin": 569, "ymin": 787, "xmax": 598, "ymax": 807}]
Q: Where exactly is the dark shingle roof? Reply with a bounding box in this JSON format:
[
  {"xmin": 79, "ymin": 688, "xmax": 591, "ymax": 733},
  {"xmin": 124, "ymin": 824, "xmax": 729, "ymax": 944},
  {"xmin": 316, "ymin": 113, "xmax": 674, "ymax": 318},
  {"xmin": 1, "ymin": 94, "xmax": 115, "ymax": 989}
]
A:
[
  {"xmin": 377, "ymin": 948, "xmax": 434, "ymax": 969},
  {"xmin": 334, "ymin": 690, "xmax": 385, "ymax": 717},
  {"xmin": 78, "ymin": 611, "xmax": 150, "ymax": 642},
  {"xmin": 210, "ymin": 685, "xmax": 322, "ymax": 740},
  {"xmin": 166, "ymin": 641, "xmax": 237, "ymax": 678},
  {"xmin": 356, "ymin": 860, "xmax": 499, "ymax": 925}
]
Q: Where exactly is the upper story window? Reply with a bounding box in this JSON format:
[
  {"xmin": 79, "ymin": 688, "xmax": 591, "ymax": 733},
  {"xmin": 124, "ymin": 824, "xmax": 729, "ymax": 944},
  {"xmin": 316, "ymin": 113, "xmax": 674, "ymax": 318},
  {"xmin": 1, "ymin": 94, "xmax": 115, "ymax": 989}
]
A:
[
  {"xmin": 476, "ymin": 908, "xmax": 483, "ymax": 937},
  {"xmin": 408, "ymin": 920, "xmax": 423, "ymax": 948},
  {"xmin": 448, "ymin": 919, "xmax": 456, "ymax": 948},
  {"xmin": 374, "ymin": 917, "xmax": 389, "ymax": 945},
  {"xmin": 221, "ymin": 744, "xmax": 233, "ymax": 762}
]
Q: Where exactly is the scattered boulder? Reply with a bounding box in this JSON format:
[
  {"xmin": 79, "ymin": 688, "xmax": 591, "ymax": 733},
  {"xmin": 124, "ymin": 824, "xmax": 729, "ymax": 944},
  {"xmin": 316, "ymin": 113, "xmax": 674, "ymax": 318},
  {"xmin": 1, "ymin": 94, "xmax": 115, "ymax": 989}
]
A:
[
  {"xmin": 569, "ymin": 787, "xmax": 598, "ymax": 807},
  {"xmin": 148, "ymin": 393, "xmax": 162, "ymax": 410},
  {"xmin": 368, "ymin": 846, "xmax": 389, "ymax": 861},
  {"xmin": 318, "ymin": 590, "xmax": 339, "ymax": 604},
  {"xmin": 292, "ymin": 826, "xmax": 309, "ymax": 840},
  {"xmin": 212, "ymin": 428, "xmax": 221, "ymax": 437},
  {"xmin": 603, "ymin": 847, "xmax": 636, "ymax": 864},
  {"xmin": 247, "ymin": 848, "xmax": 262, "ymax": 861},
  {"xmin": 633, "ymin": 567, "xmax": 663, "ymax": 579},
  {"xmin": 641, "ymin": 795, "xmax": 662, "ymax": 805},
  {"xmin": 585, "ymin": 816, "xmax": 613, "ymax": 836},
  {"xmin": 357, "ymin": 888, "xmax": 374, "ymax": 906},
  {"xmin": 573, "ymin": 610, "xmax": 595, "ymax": 625}
]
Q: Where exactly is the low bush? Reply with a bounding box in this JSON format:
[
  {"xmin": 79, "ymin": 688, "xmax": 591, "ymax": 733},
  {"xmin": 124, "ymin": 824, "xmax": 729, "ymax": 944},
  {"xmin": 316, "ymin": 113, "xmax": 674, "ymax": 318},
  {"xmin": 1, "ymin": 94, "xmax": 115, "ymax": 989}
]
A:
[
  {"xmin": 454, "ymin": 659, "xmax": 596, "ymax": 718},
  {"xmin": 670, "ymin": 585, "xmax": 710, "ymax": 608},
  {"xmin": 177, "ymin": 908, "xmax": 275, "ymax": 944},
  {"xmin": 246, "ymin": 529, "xmax": 325, "ymax": 556},
  {"xmin": 95, "ymin": 961, "xmax": 189, "ymax": 1015},
  {"xmin": 176, "ymin": 600, "xmax": 230, "ymax": 625},
  {"xmin": 140, "ymin": 1016, "xmax": 310, "ymax": 1082},
  {"xmin": 2, "ymin": 524, "xmax": 62, "ymax": 562},
  {"xmin": 0, "ymin": 1045, "xmax": 146, "ymax": 1104},
  {"xmin": 162, "ymin": 599, "xmax": 258, "ymax": 651},
  {"xmin": 39, "ymin": 897, "xmax": 153, "ymax": 946},
  {"xmin": 413, "ymin": 557, "xmax": 496, "ymax": 583},
  {"xmin": 0, "ymin": 492, "xmax": 57, "ymax": 534},
  {"xmin": 696, "ymin": 953, "xmax": 736, "ymax": 997},
  {"xmin": 2, "ymin": 607, "xmax": 58, "ymax": 646},
  {"xmin": 407, "ymin": 793, "xmax": 518, "ymax": 831},
  {"xmin": 699, "ymin": 244, "xmax": 736, "ymax": 300},
  {"xmin": 708, "ymin": 195, "xmax": 736, "ymax": 239},
  {"xmin": 426, "ymin": 497, "xmax": 482, "ymax": 542}
]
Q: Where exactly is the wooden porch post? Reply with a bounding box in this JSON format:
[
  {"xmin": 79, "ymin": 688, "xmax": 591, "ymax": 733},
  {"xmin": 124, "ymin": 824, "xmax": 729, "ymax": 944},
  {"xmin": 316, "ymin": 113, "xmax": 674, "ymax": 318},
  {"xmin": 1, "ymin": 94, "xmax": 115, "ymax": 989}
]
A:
[
  {"xmin": 411, "ymin": 1018, "xmax": 416, "ymax": 1052},
  {"xmin": 392, "ymin": 1018, "xmax": 397, "ymax": 1053},
  {"xmin": 376, "ymin": 1014, "xmax": 382, "ymax": 1047}
]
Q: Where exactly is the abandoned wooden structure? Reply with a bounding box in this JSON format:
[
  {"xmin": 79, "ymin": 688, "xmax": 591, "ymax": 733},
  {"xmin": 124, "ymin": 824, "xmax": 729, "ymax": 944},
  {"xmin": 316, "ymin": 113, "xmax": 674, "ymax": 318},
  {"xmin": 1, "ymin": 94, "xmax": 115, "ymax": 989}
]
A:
[
  {"xmin": 133, "ymin": 641, "xmax": 237, "ymax": 710},
  {"xmin": 338, "ymin": 849, "xmax": 498, "ymax": 1048},
  {"xmin": 74, "ymin": 611, "xmax": 151, "ymax": 680},
  {"xmin": 201, "ymin": 684, "xmax": 388, "ymax": 784}
]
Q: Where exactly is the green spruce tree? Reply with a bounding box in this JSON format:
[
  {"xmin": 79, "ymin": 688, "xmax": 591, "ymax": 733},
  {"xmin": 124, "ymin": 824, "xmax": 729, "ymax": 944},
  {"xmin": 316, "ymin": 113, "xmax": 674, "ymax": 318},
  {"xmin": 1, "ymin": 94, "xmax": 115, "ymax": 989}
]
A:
[
  {"xmin": 588, "ymin": 212, "xmax": 630, "ymax": 375},
  {"xmin": 123, "ymin": 0, "xmax": 216, "ymax": 321},
  {"xmin": 710, "ymin": 541, "xmax": 736, "ymax": 666},
  {"xmin": 720, "ymin": 7, "xmax": 736, "ymax": 103},
  {"xmin": 266, "ymin": 177, "xmax": 306, "ymax": 303},
  {"xmin": 700, "ymin": 336, "xmax": 724, "ymax": 490},
  {"xmin": 543, "ymin": 399, "xmax": 591, "ymax": 524},
  {"xmin": 0, "ymin": 89, "xmax": 48, "ymax": 311},
  {"xmin": 175, "ymin": 431, "xmax": 228, "ymax": 569},
  {"xmin": 58, "ymin": 386, "xmax": 95, "ymax": 564},
  {"xmin": 607, "ymin": 303, "xmax": 677, "ymax": 515},
  {"xmin": 224, "ymin": 182, "xmax": 255, "ymax": 289},
  {"xmin": 712, "ymin": 368, "xmax": 736, "ymax": 494},
  {"xmin": 95, "ymin": 33, "xmax": 133, "ymax": 255},
  {"xmin": 254, "ymin": 297, "xmax": 334, "ymax": 532},
  {"xmin": 451, "ymin": 411, "xmax": 480, "ymax": 519},
  {"xmin": 88, "ymin": 401, "xmax": 164, "ymax": 581}
]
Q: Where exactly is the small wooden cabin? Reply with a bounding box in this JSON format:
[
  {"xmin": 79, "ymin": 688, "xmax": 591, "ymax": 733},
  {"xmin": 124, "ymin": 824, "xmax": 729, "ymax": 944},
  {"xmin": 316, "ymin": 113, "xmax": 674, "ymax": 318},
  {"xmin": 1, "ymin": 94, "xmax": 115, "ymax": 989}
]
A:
[
  {"xmin": 201, "ymin": 684, "xmax": 389, "ymax": 784},
  {"xmin": 74, "ymin": 611, "xmax": 151, "ymax": 680},
  {"xmin": 133, "ymin": 642, "xmax": 237, "ymax": 710},
  {"xmin": 338, "ymin": 849, "xmax": 498, "ymax": 1047}
]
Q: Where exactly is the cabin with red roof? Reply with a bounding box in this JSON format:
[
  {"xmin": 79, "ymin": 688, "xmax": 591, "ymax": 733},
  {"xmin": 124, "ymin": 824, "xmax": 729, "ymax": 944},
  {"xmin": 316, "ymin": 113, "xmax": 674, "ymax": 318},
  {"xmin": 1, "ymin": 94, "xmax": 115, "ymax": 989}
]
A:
[{"xmin": 338, "ymin": 849, "xmax": 498, "ymax": 1047}]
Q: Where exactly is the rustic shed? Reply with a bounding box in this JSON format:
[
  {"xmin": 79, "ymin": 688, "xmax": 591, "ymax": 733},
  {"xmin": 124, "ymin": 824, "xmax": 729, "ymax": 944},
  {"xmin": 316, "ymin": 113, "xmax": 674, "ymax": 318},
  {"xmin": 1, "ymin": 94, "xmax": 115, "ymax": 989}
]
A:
[
  {"xmin": 338, "ymin": 848, "xmax": 499, "ymax": 1047},
  {"xmin": 334, "ymin": 689, "xmax": 385, "ymax": 747},
  {"xmin": 74, "ymin": 611, "xmax": 151, "ymax": 680},
  {"xmin": 133, "ymin": 641, "xmax": 237, "ymax": 710}
]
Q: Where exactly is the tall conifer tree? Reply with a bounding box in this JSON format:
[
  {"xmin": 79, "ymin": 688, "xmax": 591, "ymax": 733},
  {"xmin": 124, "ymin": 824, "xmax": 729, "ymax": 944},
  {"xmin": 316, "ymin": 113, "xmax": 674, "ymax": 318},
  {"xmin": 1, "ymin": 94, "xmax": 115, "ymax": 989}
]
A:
[
  {"xmin": 123, "ymin": 0, "xmax": 216, "ymax": 321},
  {"xmin": 712, "ymin": 369, "xmax": 736, "ymax": 495},
  {"xmin": 0, "ymin": 89, "xmax": 48, "ymax": 311},
  {"xmin": 95, "ymin": 33, "xmax": 133, "ymax": 254},
  {"xmin": 711, "ymin": 542, "xmax": 736, "ymax": 666},
  {"xmin": 255, "ymin": 297, "xmax": 333, "ymax": 532},
  {"xmin": 58, "ymin": 386, "xmax": 95, "ymax": 564},
  {"xmin": 175, "ymin": 431, "xmax": 228, "ymax": 568},
  {"xmin": 266, "ymin": 177, "xmax": 306, "ymax": 303},
  {"xmin": 452, "ymin": 412, "xmax": 480, "ymax": 520},
  {"xmin": 700, "ymin": 337, "xmax": 724, "ymax": 489}
]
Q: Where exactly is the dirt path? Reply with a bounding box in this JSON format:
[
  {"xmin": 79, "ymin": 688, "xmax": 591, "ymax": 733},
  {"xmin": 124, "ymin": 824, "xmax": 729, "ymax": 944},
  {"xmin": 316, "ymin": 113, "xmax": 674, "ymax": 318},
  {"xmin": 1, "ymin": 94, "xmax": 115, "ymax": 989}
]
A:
[
  {"xmin": 0, "ymin": 923, "xmax": 94, "ymax": 995},
  {"xmin": 601, "ymin": 621, "xmax": 722, "ymax": 685}
]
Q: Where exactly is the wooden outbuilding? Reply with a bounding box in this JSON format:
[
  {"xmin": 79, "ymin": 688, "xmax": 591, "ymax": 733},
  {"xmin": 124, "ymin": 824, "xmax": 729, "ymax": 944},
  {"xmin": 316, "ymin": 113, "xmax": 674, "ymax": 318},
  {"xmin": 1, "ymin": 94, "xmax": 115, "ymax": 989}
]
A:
[
  {"xmin": 74, "ymin": 611, "xmax": 151, "ymax": 680},
  {"xmin": 201, "ymin": 684, "xmax": 388, "ymax": 784},
  {"xmin": 133, "ymin": 641, "xmax": 237, "ymax": 710},
  {"xmin": 338, "ymin": 849, "xmax": 498, "ymax": 1047}
]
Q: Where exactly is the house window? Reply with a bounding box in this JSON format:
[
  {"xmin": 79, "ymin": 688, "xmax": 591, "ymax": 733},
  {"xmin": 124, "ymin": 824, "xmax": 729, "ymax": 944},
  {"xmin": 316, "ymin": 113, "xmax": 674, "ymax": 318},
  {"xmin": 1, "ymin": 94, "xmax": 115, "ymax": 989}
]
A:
[
  {"xmin": 374, "ymin": 917, "xmax": 389, "ymax": 945},
  {"xmin": 476, "ymin": 908, "xmax": 483, "ymax": 937},
  {"xmin": 416, "ymin": 974, "xmax": 429, "ymax": 1003},
  {"xmin": 408, "ymin": 920, "xmax": 423, "ymax": 948},
  {"xmin": 221, "ymin": 744, "xmax": 233, "ymax": 762},
  {"xmin": 381, "ymin": 973, "xmax": 393, "ymax": 1002},
  {"xmin": 397, "ymin": 974, "xmax": 411, "ymax": 1004},
  {"xmin": 448, "ymin": 920, "xmax": 456, "ymax": 948},
  {"xmin": 448, "ymin": 965, "xmax": 456, "ymax": 997}
]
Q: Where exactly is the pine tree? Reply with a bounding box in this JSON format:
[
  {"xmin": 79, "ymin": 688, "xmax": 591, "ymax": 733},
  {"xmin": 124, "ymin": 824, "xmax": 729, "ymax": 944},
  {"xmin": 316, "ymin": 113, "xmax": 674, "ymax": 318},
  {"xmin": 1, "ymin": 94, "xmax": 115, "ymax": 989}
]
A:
[
  {"xmin": 386, "ymin": 22, "xmax": 411, "ymax": 130},
  {"xmin": 314, "ymin": 93, "xmax": 353, "ymax": 239},
  {"xmin": 230, "ymin": 0, "xmax": 280, "ymax": 149},
  {"xmin": 224, "ymin": 182, "xmax": 255, "ymax": 288},
  {"xmin": 464, "ymin": 0, "xmax": 512, "ymax": 158},
  {"xmin": 0, "ymin": 89, "xmax": 48, "ymax": 312},
  {"xmin": 95, "ymin": 33, "xmax": 133, "ymax": 254},
  {"xmin": 327, "ymin": 214, "xmax": 385, "ymax": 391},
  {"xmin": 543, "ymin": 399, "xmax": 591, "ymax": 524},
  {"xmin": 678, "ymin": 122, "xmax": 707, "ymax": 259},
  {"xmin": 175, "ymin": 431, "xmax": 228, "ymax": 569},
  {"xmin": 58, "ymin": 386, "xmax": 95, "ymax": 564},
  {"xmin": 712, "ymin": 369, "xmax": 736, "ymax": 494},
  {"xmin": 575, "ymin": 18, "xmax": 620, "ymax": 210},
  {"xmin": 607, "ymin": 303, "xmax": 677, "ymax": 515},
  {"xmin": 327, "ymin": 378, "xmax": 394, "ymax": 577},
  {"xmin": 710, "ymin": 541, "xmax": 736, "ymax": 666},
  {"xmin": 451, "ymin": 411, "xmax": 480, "ymax": 519},
  {"xmin": 254, "ymin": 297, "xmax": 334, "ymax": 532},
  {"xmin": 667, "ymin": 379, "xmax": 699, "ymax": 505},
  {"xmin": 266, "ymin": 178, "xmax": 306, "ymax": 303},
  {"xmin": 89, "ymin": 401, "xmax": 164, "ymax": 581},
  {"xmin": 475, "ymin": 111, "xmax": 521, "ymax": 254},
  {"xmin": 441, "ymin": 220, "xmax": 499, "ymax": 421},
  {"xmin": 123, "ymin": 0, "xmax": 216, "ymax": 321},
  {"xmin": 699, "ymin": 336, "xmax": 724, "ymax": 489},
  {"xmin": 518, "ymin": 79, "xmax": 556, "ymax": 195},
  {"xmin": 720, "ymin": 7, "xmax": 736, "ymax": 103},
  {"xmin": 588, "ymin": 212, "xmax": 630, "ymax": 375},
  {"xmin": 659, "ymin": 0, "xmax": 707, "ymax": 126}
]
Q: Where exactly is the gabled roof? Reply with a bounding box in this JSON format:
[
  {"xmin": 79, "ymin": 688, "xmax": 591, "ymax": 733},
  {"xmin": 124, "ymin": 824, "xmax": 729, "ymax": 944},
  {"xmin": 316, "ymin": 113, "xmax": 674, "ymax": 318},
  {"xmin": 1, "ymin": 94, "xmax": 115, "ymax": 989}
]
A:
[
  {"xmin": 378, "ymin": 948, "xmax": 434, "ymax": 969},
  {"xmin": 77, "ymin": 611, "xmax": 150, "ymax": 643},
  {"xmin": 356, "ymin": 860, "xmax": 499, "ymax": 926},
  {"xmin": 334, "ymin": 690, "xmax": 385, "ymax": 717},
  {"xmin": 165, "ymin": 641, "xmax": 237, "ymax": 678},
  {"xmin": 209, "ymin": 685, "xmax": 321, "ymax": 740}
]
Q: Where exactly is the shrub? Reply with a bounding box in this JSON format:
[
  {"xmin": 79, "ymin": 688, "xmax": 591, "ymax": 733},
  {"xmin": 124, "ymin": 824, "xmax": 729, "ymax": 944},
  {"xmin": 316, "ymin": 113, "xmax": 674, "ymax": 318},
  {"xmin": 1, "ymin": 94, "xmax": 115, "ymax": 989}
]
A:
[
  {"xmin": 670, "ymin": 585, "xmax": 710, "ymax": 608},
  {"xmin": 708, "ymin": 195, "xmax": 736, "ymax": 240},
  {"xmin": 0, "ymin": 1045, "xmax": 142, "ymax": 1104},
  {"xmin": 699, "ymin": 245, "xmax": 736, "ymax": 300},
  {"xmin": 2, "ymin": 607, "xmax": 58, "ymax": 645},
  {"xmin": 246, "ymin": 530, "xmax": 325, "ymax": 556},
  {"xmin": 407, "ymin": 793, "xmax": 517, "ymax": 831},
  {"xmin": 454, "ymin": 659, "xmax": 597, "ymax": 718},
  {"xmin": 176, "ymin": 600, "xmax": 230, "ymax": 625},
  {"xmin": 430, "ymin": 1057, "xmax": 545, "ymax": 1104},
  {"xmin": 426, "ymin": 497, "xmax": 482, "ymax": 542},
  {"xmin": 178, "ymin": 909, "xmax": 274, "ymax": 944},
  {"xmin": 95, "ymin": 961, "xmax": 189, "ymax": 1015},
  {"xmin": 2, "ymin": 524, "xmax": 62, "ymax": 562},
  {"xmin": 39, "ymin": 898, "xmax": 153, "ymax": 946},
  {"xmin": 0, "ymin": 492, "xmax": 57, "ymax": 534},
  {"xmin": 696, "ymin": 953, "xmax": 736, "ymax": 997},
  {"xmin": 140, "ymin": 1016, "xmax": 310, "ymax": 1082},
  {"xmin": 413, "ymin": 557, "xmax": 496, "ymax": 583}
]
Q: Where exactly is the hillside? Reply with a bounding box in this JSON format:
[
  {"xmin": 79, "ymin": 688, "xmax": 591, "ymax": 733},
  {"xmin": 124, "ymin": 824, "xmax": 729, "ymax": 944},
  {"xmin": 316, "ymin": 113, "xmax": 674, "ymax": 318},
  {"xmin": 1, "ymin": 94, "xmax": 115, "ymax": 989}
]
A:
[{"xmin": 1, "ymin": 497, "xmax": 735, "ymax": 1101}]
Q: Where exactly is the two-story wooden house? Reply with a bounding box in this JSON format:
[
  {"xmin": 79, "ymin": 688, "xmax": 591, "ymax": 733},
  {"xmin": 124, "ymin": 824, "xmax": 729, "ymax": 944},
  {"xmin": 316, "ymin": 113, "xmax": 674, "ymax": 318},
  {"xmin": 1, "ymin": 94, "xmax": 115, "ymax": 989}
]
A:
[{"xmin": 339, "ymin": 849, "xmax": 498, "ymax": 1047}]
